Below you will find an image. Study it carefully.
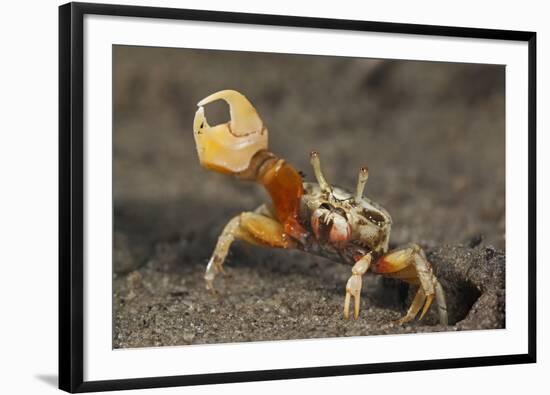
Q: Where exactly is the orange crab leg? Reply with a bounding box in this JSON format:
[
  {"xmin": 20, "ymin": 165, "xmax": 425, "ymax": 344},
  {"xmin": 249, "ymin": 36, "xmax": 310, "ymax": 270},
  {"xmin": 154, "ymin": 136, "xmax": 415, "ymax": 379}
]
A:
[
  {"xmin": 373, "ymin": 248, "xmax": 415, "ymax": 275},
  {"xmin": 204, "ymin": 208, "xmax": 297, "ymax": 291},
  {"xmin": 258, "ymin": 158, "xmax": 309, "ymax": 244},
  {"xmin": 239, "ymin": 212, "xmax": 295, "ymax": 248},
  {"xmin": 372, "ymin": 244, "xmax": 448, "ymax": 325}
]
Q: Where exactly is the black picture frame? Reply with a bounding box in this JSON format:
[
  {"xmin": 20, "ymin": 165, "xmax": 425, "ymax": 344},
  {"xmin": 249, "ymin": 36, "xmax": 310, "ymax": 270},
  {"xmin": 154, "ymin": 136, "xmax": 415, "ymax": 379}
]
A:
[{"xmin": 59, "ymin": 2, "xmax": 537, "ymax": 392}]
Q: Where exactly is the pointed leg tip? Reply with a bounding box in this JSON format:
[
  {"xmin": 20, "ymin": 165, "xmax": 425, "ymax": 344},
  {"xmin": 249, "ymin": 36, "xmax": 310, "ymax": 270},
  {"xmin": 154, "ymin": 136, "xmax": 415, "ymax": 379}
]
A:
[
  {"xmin": 205, "ymin": 280, "xmax": 218, "ymax": 295},
  {"xmin": 343, "ymin": 292, "xmax": 351, "ymax": 320},
  {"xmin": 354, "ymin": 301, "xmax": 360, "ymax": 320},
  {"xmin": 394, "ymin": 317, "xmax": 408, "ymax": 326},
  {"xmin": 419, "ymin": 294, "xmax": 434, "ymax": 321}
]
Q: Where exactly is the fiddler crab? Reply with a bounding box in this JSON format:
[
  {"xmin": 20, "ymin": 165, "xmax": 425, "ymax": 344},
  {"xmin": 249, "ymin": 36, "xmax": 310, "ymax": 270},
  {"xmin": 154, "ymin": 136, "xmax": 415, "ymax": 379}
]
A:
[{"xmin": 192, "ymin": 89, "xmax": 448, "ymax": 325}]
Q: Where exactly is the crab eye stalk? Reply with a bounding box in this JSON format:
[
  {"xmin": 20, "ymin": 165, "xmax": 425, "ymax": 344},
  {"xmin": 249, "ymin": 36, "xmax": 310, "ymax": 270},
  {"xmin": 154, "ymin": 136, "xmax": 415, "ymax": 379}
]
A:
[
  {"xmin": 355, "ymin": 167, "xmax": 369, "ymax": 202},
  {"xmin": 193, "ymin": 89, "xmax": 268, "ymax": 174},
  {"xmin": 310, "ymin": 151, "xmax": 332, "ymax": 193}
]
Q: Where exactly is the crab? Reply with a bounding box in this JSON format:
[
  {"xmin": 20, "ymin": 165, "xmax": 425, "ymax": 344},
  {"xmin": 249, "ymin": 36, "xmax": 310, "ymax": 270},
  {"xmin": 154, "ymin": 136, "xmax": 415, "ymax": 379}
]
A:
[{"xmin": 192, "ymin": 89, "xmax": 448, "ymax": 325}]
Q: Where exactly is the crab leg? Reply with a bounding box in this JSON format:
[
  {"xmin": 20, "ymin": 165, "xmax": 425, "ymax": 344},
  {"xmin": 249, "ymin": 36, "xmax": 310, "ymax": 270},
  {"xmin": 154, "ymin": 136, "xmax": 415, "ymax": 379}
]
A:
[
  {"xmin": 395, "ymin": 288, "xmax": 426, "ymax": 325},
  {"xmin": 373, "ymin": 243, "xmax": 448, "ymax": 325},
  {"xmin": 204, "ymin": 205, "xmax": 295, "ymax": 291},
  {"xmin": 344, "ymin": 253, "xmax": 372, "ymax": 320}
]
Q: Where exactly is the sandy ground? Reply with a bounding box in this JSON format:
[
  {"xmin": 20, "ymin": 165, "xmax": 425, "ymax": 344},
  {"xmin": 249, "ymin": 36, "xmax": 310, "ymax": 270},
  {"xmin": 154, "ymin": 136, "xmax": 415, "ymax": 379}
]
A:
[{"xmin": 112, "ymin": 46, "xmax": 505, "ymax": 348}]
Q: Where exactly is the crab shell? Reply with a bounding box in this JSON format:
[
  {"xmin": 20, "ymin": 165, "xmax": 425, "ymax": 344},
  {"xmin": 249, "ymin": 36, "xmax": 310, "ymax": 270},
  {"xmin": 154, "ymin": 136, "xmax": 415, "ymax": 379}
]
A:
[{"xmin": 299, "ymin": 182, "xmax": 392, "ymax": 261}]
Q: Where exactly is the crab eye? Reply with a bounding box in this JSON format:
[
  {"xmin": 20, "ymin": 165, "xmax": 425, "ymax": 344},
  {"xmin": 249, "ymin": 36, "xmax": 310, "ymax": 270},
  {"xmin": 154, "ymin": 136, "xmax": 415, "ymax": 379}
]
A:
[{"xmin": 364, "ymin": 210, "xmax": 386, "ymax": 226}]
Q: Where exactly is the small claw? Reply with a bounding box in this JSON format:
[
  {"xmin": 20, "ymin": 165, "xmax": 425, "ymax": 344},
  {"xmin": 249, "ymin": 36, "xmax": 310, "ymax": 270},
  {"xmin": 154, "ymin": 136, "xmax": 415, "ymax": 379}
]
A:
[
  {"xmin": 354, "ymin": 293, "xmax": 360, "ymax": 320},
  {"xmin": 344, "ymin": 274, "xmax": 363, "ymax": 320},
  {"xmin": 343, "ymin": 292, "xmax": 351, "ymax": 320},
  {"xmin": 343, "ymin": 255, "xmax": 370, "ymax": 320}
]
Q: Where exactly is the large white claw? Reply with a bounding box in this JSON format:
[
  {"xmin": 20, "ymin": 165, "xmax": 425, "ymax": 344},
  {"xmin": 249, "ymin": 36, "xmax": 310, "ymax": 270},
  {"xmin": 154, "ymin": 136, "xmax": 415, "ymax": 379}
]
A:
[
  {"xmin": 193, "ymin": 90, "xmax": 268, "ymax": 174},
  {"xmin": 197, "ymin": 90, "xmax": 264, "ymax": 137}
]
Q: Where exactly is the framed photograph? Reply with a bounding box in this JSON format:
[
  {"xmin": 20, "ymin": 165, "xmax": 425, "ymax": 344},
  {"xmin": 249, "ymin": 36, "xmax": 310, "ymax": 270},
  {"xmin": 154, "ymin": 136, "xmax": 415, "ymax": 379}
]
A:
[{"xmin": 59, "ymin": 2, "xmax": 536, "ymax": 392}]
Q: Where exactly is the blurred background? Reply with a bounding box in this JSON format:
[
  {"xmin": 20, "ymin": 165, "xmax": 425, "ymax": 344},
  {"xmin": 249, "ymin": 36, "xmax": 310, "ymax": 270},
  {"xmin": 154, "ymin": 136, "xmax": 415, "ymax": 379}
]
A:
[{"xmin": 113, "ymin": 45, "xmax": 505, "ymax": 347}]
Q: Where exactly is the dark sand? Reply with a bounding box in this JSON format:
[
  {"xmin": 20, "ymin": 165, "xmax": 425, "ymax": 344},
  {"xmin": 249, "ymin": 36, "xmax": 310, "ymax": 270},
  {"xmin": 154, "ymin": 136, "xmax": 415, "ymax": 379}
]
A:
[{"xmin": 113, "ymin": 46, "xmax": 505, "ymax": 348}]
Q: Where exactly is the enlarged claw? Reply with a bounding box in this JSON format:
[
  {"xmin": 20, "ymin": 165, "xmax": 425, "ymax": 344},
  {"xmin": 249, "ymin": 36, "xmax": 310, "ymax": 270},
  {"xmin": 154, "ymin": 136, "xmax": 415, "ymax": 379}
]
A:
[{"xmin": 193, "ymin": 89, "xmax": 268, "ymax": 174}]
